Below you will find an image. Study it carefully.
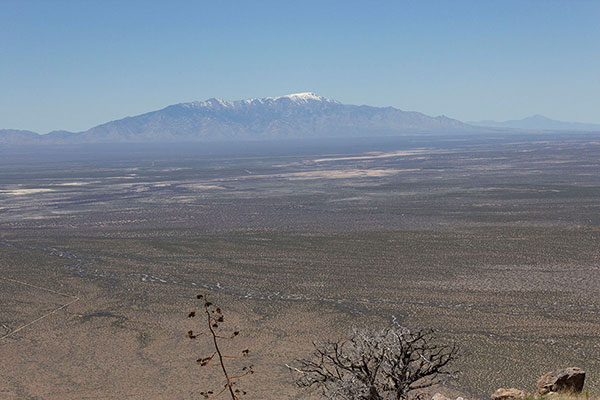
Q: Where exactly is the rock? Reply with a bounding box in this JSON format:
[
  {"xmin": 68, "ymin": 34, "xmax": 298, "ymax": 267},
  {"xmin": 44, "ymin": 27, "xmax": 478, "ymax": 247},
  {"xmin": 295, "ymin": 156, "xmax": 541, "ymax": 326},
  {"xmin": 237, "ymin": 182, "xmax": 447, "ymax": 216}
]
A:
[
  {"xmin": 536, "ymin": 367, "xmax": 585, "ymax": 395},
  {"xmin": 431, "ymin": 393, "xmax": 453, "ymax": 400},
  {"xmin": 491, "ymin": 388, "xmax": 529, "ymax": 400}
]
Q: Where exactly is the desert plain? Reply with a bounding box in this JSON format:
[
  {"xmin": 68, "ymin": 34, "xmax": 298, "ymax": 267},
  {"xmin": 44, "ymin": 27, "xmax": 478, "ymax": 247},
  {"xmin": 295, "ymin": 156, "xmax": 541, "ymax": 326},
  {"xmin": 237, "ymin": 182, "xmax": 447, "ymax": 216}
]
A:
[{"xmin": 1, "ymin": 134, "xmax": 600, "ymax": 399}]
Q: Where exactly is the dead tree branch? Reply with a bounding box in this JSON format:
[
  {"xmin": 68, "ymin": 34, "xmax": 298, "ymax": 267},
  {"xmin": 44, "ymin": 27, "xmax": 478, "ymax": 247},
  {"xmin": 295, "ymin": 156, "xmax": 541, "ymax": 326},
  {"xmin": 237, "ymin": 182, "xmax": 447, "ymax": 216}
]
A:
[{"xmin": 290, "ymin": 325, "xmax": 458, "ymax": 400}]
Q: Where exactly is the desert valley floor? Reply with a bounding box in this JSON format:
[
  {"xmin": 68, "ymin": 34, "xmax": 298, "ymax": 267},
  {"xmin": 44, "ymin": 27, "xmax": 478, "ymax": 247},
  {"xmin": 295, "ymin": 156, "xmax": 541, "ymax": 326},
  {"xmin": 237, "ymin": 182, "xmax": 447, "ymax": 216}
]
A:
[{"xmin": 1, "ymin": 134, "xmax": 600, "ymax": 399}]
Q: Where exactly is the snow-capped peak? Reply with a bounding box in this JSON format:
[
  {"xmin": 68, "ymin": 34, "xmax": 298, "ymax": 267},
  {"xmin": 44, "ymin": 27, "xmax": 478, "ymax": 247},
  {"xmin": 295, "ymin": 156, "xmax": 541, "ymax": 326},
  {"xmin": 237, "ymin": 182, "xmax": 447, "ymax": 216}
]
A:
[
  {"xmin": 245, "ymin": 92, "xmax": 338, "ymax": 105},
  {"xmin": 181, "ymin": 98, "xmax": 234, "ymax": 109},
  {"xmin": 270, "ymin": 92, "xmax": 335, "ymax": 103},
  {"xmin": 179, "ymin": 92, "xmax": 338, "ymax": 109}
]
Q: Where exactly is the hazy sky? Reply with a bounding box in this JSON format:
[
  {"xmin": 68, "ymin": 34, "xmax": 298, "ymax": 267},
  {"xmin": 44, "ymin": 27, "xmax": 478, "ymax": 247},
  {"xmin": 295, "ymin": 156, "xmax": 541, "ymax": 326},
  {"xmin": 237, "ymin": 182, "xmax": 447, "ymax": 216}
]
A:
[{"xmin": 1, "ymin": 0, "xmax": 599, "ymax": 133}]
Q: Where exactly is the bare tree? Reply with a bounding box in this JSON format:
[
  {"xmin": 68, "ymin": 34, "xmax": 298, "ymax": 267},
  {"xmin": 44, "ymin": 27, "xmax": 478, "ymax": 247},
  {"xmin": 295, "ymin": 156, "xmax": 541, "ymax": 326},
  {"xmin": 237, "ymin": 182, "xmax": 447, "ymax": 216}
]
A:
[
  {"xmin": 289, "ymin": 325, "xmax": 458, "ymax": 400},
  {"xmin": 188, "ymin": 294, "xmax": 253, "ymax": 399}
]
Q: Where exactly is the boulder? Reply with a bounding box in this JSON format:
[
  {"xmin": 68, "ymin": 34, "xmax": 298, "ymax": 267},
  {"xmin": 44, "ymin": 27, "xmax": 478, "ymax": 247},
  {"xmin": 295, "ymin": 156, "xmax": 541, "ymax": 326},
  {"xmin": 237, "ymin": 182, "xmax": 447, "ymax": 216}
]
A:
[
  {"xmin": 536, "ymin": 367, "xmax": 585, "ymax": 395},
  {"xmin": 432, "ymin": 394, "xmax": 453, "ymax": 400},
  {"xmin": 491, "ymin": 388, "xmax": 529, "ymax": 400}
]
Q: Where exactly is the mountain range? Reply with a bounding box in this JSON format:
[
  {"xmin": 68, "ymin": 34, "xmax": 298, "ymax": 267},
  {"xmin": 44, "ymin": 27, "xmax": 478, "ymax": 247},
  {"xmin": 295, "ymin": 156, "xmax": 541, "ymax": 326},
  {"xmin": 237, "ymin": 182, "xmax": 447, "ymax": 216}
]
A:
[
  {"xmin": 2, "ymin": 93, "xmax": 599, "ymax": 145},
  {"xmin": 468, "ymin": 115, "xmax": 600, "ymax": 132},
  {"xmin": 0, "ymin": 93, "xmax": 478, "ymax": 145}
]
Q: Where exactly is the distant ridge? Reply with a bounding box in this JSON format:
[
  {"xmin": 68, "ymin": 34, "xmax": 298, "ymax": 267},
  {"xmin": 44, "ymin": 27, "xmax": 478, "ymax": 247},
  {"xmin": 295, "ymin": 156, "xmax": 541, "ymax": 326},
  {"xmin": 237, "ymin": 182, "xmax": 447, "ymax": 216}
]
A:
[
  {"xmin": 0, "ymin": 129, "xmax": 41, "ymax": 145},
  {"xmin": 468, "ymin": 115, "xmax": 600, "ymax": 132},
  {"xmin": 0, "ymin": 93, "xmax": 477, "ymax": 145}
]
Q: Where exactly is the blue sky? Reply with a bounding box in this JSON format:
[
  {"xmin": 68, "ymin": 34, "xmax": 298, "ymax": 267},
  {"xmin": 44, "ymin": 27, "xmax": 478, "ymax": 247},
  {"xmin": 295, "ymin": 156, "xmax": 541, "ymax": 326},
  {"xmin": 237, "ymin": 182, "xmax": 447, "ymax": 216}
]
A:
[{"xmin": 1, "ymin": 0, "xmax": 599, "ymax": 133}]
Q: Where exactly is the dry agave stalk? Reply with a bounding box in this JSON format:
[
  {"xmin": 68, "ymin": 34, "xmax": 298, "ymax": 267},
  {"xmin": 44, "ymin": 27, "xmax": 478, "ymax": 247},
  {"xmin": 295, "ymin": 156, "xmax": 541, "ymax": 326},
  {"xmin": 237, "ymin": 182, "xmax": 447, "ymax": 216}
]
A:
[{"xmin": 188, "ymin": 294, "xmax": 253, "ymax": 399}]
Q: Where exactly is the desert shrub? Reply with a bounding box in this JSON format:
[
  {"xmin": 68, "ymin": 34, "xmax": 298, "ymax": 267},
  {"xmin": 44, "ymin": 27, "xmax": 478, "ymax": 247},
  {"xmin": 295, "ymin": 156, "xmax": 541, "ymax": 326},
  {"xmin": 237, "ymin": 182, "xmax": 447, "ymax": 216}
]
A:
[{"xmin": 290, "ymin": 325, "xmax": 458, "ymax": 400}]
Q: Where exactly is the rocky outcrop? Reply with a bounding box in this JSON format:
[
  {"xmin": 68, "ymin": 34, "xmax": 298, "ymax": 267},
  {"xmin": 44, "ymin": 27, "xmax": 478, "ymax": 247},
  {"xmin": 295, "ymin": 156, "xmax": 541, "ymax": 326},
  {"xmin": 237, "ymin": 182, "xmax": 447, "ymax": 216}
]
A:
[
  {"xmin": 491, "ymin": 388, "xmax": 529, "ymax": 400},
  {"xmin": 536, "ymin": 367, "xmax": 585, "ymax": 395},
  {"xmin": 490, "ymin": 367, "xmax": 586, "ymax": 400}
]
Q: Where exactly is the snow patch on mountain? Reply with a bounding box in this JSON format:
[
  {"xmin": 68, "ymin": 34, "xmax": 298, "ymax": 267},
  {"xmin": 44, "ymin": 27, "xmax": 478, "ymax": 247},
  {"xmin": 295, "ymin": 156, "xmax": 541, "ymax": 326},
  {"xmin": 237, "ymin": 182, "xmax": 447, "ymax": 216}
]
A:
[
  {"xmin": 268, "ymin": 92, "xmax": 339, "ymax": 104},
  {"xmin": 179, "ymin": 92, "xmax": 339, "ymax": 109}
]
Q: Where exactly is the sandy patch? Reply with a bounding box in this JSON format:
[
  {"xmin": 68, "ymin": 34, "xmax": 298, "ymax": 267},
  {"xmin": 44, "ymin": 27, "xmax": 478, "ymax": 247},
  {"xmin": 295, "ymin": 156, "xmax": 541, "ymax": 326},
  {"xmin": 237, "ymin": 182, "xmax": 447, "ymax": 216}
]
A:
[
  {"xmin": 182, "ymin": 184, "xmax": 225, "ymax": 190},
  {"xmin": 229, "ymin": 168, "xmax": 418, "ymax": 181},
  {"xmin": 0, "ymin": 188, "xmax": 55, "ymax": 196},
  {"xmin": 54, "ymin": 181, "xmax": 96, "ymax": 186},
  {"xmin": 313, "ymin": 149, "xmax": 430, "ymax": 163},
  {"xmin": 282, "ymin": 169, "xmax": 412, "ymax": 180},
  {"xmin": 328, "ymin": 197, "xmax": 364, "ymax": 202}
]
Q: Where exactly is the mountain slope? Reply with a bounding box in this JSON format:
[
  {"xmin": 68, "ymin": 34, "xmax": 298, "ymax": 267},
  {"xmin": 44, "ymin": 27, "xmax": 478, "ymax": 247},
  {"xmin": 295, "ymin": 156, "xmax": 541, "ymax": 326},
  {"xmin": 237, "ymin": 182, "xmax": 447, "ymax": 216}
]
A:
[
  {"xmin": 0, "ymin": 129, "xmax": 43, "ymax": 145},
  {"xmin": 2, "ymin": 93, "xmax": 476, "ymax": 145},
  {"xmin": 468, "ymin": 115, "xmax": 600, "ymax": 132}
]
